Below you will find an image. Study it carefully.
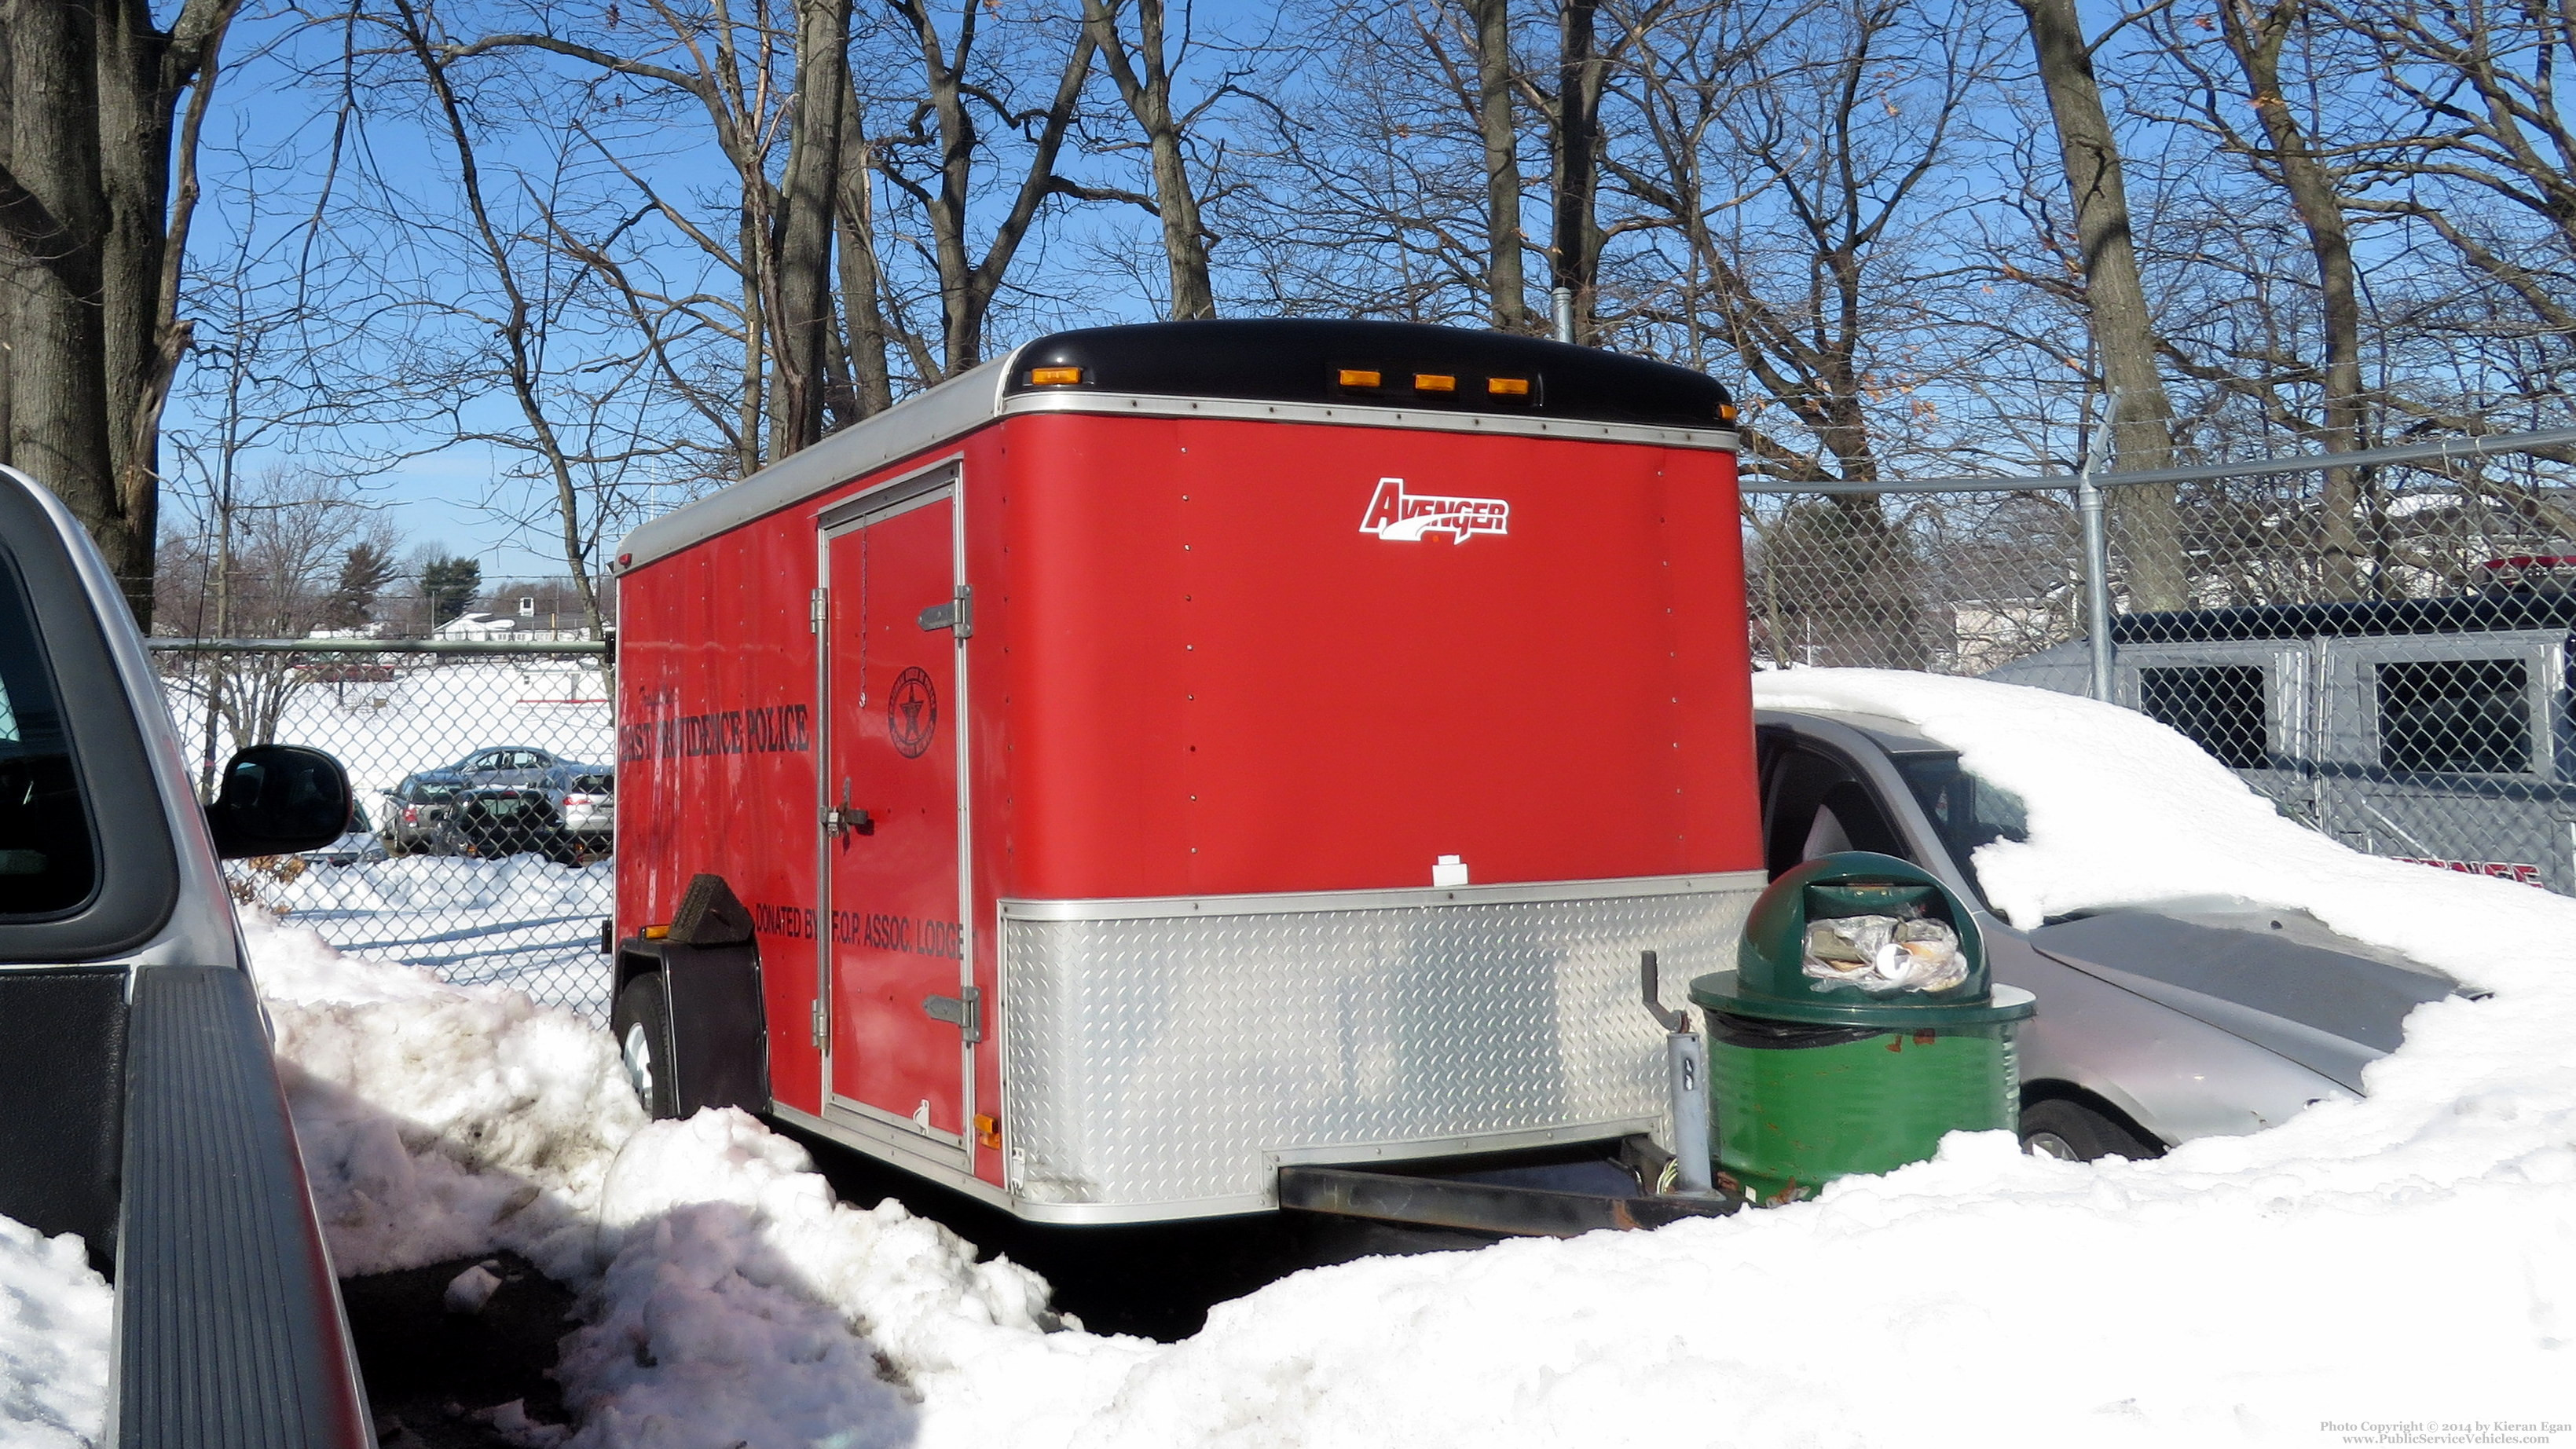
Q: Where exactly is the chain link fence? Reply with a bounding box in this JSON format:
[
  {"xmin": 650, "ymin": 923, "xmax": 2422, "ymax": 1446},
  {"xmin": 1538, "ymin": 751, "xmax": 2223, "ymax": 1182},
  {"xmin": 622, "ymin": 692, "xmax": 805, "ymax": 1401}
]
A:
[
  {"xmin": 155, "ymin": 428, "xmax": 2576, "ymax": 1011},
  {"xmin": 151, "ymin": 639, "xmax": 617, "ymax": 1020},
  {"xmin": 1746, "ymin": 424, "xmax": 2576, "ymax": 894}
]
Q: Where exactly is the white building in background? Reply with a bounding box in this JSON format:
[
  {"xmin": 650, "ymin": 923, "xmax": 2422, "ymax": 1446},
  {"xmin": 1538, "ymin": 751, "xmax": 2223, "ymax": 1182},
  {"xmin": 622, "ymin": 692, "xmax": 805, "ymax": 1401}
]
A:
[
  {"xmin": 432, "ymin": 611, "xmax": 522, "ymax": 641},
  {"xmin": 431, "ymin": 610, "xmax": 595, "ymax": 642}
]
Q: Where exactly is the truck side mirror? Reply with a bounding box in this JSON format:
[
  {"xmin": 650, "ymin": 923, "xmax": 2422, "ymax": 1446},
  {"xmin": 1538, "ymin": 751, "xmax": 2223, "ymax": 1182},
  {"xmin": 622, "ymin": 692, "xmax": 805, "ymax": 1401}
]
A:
[{"xmin": 207, "ymin": 745, "xmax": 354, "ymax": 859}]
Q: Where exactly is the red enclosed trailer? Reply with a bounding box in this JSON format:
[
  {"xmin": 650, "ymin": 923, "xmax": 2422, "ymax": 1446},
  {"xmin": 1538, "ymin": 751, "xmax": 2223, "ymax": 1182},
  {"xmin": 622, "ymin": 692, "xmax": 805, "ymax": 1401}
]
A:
[{"xmin": 610, "ymin": 320, "xmax": 1764, "ymax": 1224}]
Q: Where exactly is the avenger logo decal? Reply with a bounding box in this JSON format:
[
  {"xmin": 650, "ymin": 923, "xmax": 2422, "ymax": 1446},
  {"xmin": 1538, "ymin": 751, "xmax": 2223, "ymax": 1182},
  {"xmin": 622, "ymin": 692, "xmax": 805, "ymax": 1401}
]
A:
[{"xmin": 1358, "ymin": 477, "xmax": 1510, "ymax": 545}]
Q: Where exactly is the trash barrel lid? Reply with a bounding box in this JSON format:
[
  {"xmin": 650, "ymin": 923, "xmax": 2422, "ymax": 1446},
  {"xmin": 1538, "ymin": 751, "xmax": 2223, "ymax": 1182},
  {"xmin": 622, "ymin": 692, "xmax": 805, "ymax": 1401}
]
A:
[{"xmin": 1690, "ymin": 851, "xmax": 2037, "ymax": 1028}]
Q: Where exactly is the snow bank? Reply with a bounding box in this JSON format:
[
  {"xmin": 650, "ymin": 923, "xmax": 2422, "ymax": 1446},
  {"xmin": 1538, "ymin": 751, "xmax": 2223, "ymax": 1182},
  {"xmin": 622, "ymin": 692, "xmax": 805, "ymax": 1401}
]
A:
[
  {"xmin": 248, "ymin": 911, "xmax": 1135, "ymax": 1447},
  {"xmin": 253, "ymin": 911, "xmax": 645, "ymax": 1279},
  {"xmin": 257, "ymin": 854, "xmax": 616, "ymax": 1019},
  {"xmin": 254, "ymin": 672, "xmax": 2576, "ymax": 1447},
  {"xmin": 0, "ymin": 1215, "xmax": 112, "ymax": 1449}
]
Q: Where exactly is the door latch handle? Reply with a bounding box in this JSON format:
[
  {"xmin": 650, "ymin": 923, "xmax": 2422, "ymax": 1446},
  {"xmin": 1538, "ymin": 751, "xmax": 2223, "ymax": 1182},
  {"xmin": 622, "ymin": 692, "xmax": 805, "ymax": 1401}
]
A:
[
  {"xmin": 922, "ymin": 986, "xmax": 983, "ymax": 1044},
  {"xmin": 823, "ymin": 778, "xmax": 874, "ymax": 836},
  {"xmin": 918, "ymin": 584, "xmax": 973, "ymax": 639}
]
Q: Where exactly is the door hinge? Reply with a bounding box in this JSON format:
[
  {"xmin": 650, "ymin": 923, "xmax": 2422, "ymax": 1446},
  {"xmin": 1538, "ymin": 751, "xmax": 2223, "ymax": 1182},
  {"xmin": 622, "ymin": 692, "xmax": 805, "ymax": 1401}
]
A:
[
  {"xmin": 811, "ymin": 587, "xmax": 827, "ymax": 635},
  {"xmin": 917, "ymin": 584, "xmax": 973, "ymax": 640},
  {"xmin": 922, "ymin": 985, "xmax": 983, "ymax": 1044},
  {"xmin": 811, "ymin": 998, "xmax": 828, "ymax": 1049}
]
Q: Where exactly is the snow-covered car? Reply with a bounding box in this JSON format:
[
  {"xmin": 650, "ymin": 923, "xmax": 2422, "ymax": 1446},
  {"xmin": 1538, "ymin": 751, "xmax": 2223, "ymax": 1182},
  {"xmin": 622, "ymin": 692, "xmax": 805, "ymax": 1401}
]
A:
[
  {"xmin": 1754, "ymin": 686, "xmax": 2462, "ymax": 1162},
  {"xmin": 382, "ymin": 768, "xmax": 470, "ymax": 854},
  {"xmin": 0, "ymin": 465, "xmax": 371, "ymax": 1444}
]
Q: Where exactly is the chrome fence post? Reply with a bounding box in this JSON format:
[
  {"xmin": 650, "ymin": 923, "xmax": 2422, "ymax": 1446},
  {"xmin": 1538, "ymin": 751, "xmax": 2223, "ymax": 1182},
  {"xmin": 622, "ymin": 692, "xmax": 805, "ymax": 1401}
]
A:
[{"xmin": 2079, "ymin": 393, "xmax": 2122, "ymax": 703}]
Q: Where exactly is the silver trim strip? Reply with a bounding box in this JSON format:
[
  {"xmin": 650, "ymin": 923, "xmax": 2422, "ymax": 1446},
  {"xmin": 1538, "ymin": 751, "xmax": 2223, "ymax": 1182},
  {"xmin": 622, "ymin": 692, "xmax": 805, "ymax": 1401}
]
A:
[
  {"xmin": 773, "ymin": 1101, "xmax": 1006, "ymax": 1205},
  {"xmin": 621, "ymin": 360, "xmax": 1013, "ymax": 571},
  {"xmin": 1262, "ymin": 1118, "xmax": 1656, "ymax": 1172},
  {"xmin": 817, "ymin": 457, "xmax": 959, "ymax": 532},
  {"xmin": 823, "ymin": 1091, "xmax": 967, "ymax": 1149},
  {"xmin": 999, "ymin": 869, "xmax": 1768, "ymax": 922},
  {"xmin": 997, "ymin": 389, "xmax": 1740, "ymax": 451}
]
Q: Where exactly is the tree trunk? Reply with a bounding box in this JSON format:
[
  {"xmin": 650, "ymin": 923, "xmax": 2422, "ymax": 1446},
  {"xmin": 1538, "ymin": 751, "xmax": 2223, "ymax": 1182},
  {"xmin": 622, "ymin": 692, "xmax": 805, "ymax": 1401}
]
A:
[
  {"xmin": 1469, "ymin": 0, "xmax": 1527, "ymax": 329},
  {"xmin": 835, "ymin": 122, "xmax": 896, "ymax": 417},
  {"xmin": 2, "ymin": 0, "xmax": 119, "ymax": 584},
  {"xmin": 2016, "ymin": 0, "xmax": 2186, "ymax": 610},
  {"xmin": 1084, "ymin": 0, "xmax": 1215, "ymax": 320},
  {"xmin": 892, "ymin": 0, "xmax": 1095, "ymax": 373},
  {"xmin": 2219, "ymin": 0, "xmax": 2365, "ymax": 601},
  {"xmin": 0, "ymin": 0, "xmax": 233, "ymax": 625},
  {"xmin": 1548, "ymin": 0, "xmax": 1604, "ymax": 342},
  {"xmin": 771, "ymin": 0, "xmax": 849, "ymax": 455}
]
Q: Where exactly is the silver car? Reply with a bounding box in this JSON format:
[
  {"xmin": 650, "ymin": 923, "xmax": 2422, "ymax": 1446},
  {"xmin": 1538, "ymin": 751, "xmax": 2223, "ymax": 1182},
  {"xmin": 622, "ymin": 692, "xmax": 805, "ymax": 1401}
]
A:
[{"xmin": 1758, "ymin": 707, "xmax": 2464, "ymax": 1161}]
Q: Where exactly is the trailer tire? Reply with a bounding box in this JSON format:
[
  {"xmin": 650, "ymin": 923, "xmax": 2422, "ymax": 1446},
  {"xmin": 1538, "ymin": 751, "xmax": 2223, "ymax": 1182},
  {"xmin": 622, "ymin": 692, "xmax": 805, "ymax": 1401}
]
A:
[
  {"xmin": 613, "ymin": 974, "xmax": 677, "ymax": 1119},
  {"xmin": 2021, "ymin": 1097, "xmax": 2161, "ymax": 1163}
]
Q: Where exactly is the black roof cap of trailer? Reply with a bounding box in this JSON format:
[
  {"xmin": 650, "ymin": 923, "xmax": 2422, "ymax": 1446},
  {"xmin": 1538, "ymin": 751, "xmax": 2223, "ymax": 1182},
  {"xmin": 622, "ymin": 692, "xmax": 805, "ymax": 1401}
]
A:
[
  {"xmin": 616, "ymin": 320, "xmax": 1736, "ymax": 570},
  {"xmin": 2112, "ymin": 590, "xmax": 2576, "ymax": 643},
  {"xmin": 1004, "ymin": 319, "xmax": 1735, "ymax": 430}
]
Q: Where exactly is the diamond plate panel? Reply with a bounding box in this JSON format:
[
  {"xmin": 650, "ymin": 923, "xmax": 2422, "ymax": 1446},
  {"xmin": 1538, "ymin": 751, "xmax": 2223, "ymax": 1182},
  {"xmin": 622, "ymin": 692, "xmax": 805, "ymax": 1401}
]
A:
[{"xmin": 1001, "ymin": 882, "xmax": 1760, "ymax": 1209}]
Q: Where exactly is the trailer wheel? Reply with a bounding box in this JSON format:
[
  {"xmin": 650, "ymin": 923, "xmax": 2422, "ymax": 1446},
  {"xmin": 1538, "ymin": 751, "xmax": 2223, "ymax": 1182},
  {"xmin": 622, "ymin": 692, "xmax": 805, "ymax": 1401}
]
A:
[
  {"xmin": 612, "ymin": 974, "xmax": 676, "ymax": 1119},
  {"xmin": 2021, "ymin": 1098, "xmax": 2161, "ymax": 1163}
]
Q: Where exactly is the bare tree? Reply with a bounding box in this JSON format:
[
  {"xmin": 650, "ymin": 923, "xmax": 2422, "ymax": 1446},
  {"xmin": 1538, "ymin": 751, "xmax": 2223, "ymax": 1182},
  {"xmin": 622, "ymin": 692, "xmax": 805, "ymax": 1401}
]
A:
[
  {"xmin": 2014, "ymin": 0, "xmax": 2186, "ymax": 609},
  {"xmin": 880, "ymin": 0, "xmax": 1097, "ymax": 371},
  {"xmin": 2325, "ymin": 0, "xmax": 2576, "ymax": 415},
  {"xmin": 2194, "ymin": 0, "xmax": 2371, "ymax": 597},
  {"xmin": 0, "ymin": 0, "xmax": 240, "ymax": 623},
  {"xmin": 156, "ymin": 467, "xmax": 394, "ymax": 780},
  {"xmin": 1468, "ymin": 0, "xmax": 1530, "ymax": 327},
  {"xmin": 1082, "ymin": 0, "xmax": 1219, "ymax": 318}
]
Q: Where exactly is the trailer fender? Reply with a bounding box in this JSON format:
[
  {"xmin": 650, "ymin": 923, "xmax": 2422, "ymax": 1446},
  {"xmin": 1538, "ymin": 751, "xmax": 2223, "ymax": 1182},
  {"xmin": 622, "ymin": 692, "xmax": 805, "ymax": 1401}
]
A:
[{"xmin": 621, "ymin": 873, "xmax": 770, "ymax": 1118}]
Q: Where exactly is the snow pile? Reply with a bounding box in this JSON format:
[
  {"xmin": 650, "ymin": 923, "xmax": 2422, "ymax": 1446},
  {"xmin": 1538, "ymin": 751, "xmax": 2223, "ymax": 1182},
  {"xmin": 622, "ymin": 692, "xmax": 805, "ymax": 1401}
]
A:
[
  {"xmin": 548, "ymin": 1109, "xmax": 1134, "ymax": 1449},
  {"xmin": 254, "ymin": 671, "xmax": 2576, "ymax": 1447},
  {"xmin": 248, "ymin": 911, "xmax": 1134, "ymax": 1447},
  {"xmin": 253, "ymin": 913, "xmax": 645, "ymax": 1278},
  {"xmin": 257, "ymin": 853, "xmax": 616, "ymax": 1018},
  {"xmin": 0, "ymin": 1216, "xmax": 112, "ymax": 1449}
]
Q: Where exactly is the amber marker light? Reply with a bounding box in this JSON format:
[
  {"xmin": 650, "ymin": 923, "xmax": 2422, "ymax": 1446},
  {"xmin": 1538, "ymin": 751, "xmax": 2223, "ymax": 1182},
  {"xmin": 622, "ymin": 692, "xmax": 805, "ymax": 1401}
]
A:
[
  {"xmin": 1337, "ymin": 368, "xmax": 1383, "ymax": 389},
  {"xmin": 1413, "ymin": 373, "xmax": 1457, "ymax": 393},
  {"xmin": 1025, "ymin": 365, "xmax": 1084, "ymax": 386},
  {"xmin": 1718, "ymin": 402, "xmax": 1739, "ymax": 424},
  {"xmin": 974, "ymin": 1113, "xmax": 1002, "ymax": 1150},
  {"xmin": 642, "ymin": 924, "xmax": 670, "ymax": 939},
  {"xmin": 1486, "ymin": 376, "xmax": 1531, "ymax": 397}
]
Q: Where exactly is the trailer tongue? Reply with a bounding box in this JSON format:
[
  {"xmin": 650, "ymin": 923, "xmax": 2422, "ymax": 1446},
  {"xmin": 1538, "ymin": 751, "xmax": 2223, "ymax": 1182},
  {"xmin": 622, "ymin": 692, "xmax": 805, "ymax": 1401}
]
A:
[{"xmin": 611, "ymin": 319, "xmax": 1764, "ymax": 1227}]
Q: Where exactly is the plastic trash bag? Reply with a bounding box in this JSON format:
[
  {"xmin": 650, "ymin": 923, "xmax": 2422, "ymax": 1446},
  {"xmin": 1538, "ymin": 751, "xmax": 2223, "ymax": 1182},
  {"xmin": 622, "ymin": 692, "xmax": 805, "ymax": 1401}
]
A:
[{"xmin": 1802, "ymin": 915, "xmax": 1969, "ymax": 993}]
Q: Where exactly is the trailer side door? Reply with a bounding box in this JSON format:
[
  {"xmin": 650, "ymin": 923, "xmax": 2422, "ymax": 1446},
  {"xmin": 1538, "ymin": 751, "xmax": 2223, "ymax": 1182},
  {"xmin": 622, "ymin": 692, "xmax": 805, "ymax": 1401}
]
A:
[{"xmin": 818, "ymin": 471, "xmax": 973, "ymax": 1162}]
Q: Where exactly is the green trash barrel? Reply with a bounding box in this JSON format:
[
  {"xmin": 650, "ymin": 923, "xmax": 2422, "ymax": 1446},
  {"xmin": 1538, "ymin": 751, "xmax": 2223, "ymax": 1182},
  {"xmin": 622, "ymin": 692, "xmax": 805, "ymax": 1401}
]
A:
[{"xmin": 1690, "ymin": 851, "xmax": 2035, "ymax": 1206}]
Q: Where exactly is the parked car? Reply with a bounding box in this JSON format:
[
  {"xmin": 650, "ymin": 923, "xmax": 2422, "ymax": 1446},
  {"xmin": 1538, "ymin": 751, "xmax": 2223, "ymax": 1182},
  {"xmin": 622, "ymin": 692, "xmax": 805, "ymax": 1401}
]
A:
[
  {"xmin": 456, "ymin": 764, "xmax": 613, "ymax": 866},
  {"xmin": 381, "ymin": 769, "xmax": 470, "ymax": 855},
  {"xmin": 1756, "ymin": 703, "xmax": 2461, "ymax": 1162},
  {"xmin": 552, "ymin": 764, "xmax": 614, "ymax": 852},
  {"xmin": 299, "ymin": 796, "xmax": 388, "ymax": 867},
  {"xmin": 0, "ymin": 464, "xmax": 370, "ymax": 1444},
  {"xmin": 447, "ymin": 745, "xmax": 569, "ymax": 785}
]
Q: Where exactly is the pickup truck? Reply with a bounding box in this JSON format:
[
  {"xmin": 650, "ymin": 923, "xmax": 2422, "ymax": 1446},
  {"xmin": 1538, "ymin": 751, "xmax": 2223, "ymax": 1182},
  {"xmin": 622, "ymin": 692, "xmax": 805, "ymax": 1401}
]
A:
[{"xmin": 0, "ymin": 464, "xmax": 372, "ymax": 1447}]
